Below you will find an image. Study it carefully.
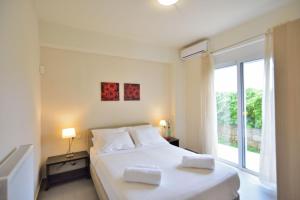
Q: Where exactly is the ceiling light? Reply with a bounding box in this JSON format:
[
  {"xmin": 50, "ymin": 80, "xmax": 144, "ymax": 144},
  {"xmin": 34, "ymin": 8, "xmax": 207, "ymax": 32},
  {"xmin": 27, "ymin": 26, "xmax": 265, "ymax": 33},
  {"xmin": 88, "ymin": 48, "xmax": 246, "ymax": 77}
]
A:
[{"xmin": 158, "ymin": 0, "xmax": 178, "ymax": 6}]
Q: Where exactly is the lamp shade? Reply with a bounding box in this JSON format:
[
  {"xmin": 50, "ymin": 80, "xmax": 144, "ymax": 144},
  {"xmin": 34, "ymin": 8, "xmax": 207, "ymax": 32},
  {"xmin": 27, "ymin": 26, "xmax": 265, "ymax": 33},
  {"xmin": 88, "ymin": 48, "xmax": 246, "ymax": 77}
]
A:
[
  {"xmin": 62, "ymin": 128, "xmax": 76, "ymax": 139},
  {"xmin": 159, "ymin": 120, "xmax": 168, "ymax": 127},
  {"xmin": 158, "ymin": 0, "xmax": 178, "ymax": 6}
]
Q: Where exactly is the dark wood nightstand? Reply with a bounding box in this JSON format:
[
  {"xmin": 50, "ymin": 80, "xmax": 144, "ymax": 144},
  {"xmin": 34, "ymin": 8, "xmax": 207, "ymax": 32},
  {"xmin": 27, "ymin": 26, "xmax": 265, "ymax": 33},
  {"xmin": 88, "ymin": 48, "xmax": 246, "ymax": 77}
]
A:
[
  {"xmin": 164, "ymin": 137, "xmax": 179, "ymax": 147},
  {"xmin": 45, "ymin": 151, "xmax": 90, "ymax": 190}
]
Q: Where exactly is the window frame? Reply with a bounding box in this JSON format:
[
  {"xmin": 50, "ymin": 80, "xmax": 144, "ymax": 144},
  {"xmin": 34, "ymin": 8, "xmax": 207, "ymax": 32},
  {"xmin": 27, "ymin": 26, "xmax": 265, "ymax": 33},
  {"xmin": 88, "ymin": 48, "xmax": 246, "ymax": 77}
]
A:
[{"xmin": 215, "ymin": 57, "xmax": 264, "ymax": 176}]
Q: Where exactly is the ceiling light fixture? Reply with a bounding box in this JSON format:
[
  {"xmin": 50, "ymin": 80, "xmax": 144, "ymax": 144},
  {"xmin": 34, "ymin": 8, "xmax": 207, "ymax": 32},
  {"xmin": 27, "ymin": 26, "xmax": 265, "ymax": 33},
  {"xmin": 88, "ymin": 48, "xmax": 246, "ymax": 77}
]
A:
[{"xmin": 158, "ymin": 0, "xmax": 178, "ymax": 6}]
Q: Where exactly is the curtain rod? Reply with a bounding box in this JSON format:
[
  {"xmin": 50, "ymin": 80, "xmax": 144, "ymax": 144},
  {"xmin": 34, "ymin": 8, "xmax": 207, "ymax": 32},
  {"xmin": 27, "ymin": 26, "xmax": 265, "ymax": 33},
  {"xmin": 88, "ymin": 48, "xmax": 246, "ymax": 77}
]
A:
[{"xmin": 211, "ymin": 33, "xmax": 265, "ymax": 56}]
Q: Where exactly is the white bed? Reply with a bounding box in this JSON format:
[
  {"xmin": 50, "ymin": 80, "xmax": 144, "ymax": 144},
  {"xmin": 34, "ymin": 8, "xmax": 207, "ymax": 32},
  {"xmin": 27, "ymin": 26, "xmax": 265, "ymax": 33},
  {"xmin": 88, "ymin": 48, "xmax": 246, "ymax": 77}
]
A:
[{"xmin": 90, "ymin": 143, "xmax": 240, "ymax": 200}]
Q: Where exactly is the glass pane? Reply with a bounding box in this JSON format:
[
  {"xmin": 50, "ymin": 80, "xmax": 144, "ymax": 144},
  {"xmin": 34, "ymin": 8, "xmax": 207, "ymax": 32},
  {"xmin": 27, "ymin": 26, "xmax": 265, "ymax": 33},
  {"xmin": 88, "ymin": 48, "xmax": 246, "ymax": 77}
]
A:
[
  {"xmin": 243, "ymin": 59, "xmax": 264, "ymax": 172},
  {"xmin": 215, "ymin": 66, "xmax": 238, "ymax": 164}
]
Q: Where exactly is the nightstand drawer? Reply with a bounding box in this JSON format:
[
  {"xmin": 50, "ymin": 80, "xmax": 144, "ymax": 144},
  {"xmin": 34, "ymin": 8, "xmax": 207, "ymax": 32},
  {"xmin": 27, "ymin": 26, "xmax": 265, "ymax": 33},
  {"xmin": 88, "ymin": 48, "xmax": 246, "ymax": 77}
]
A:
[
  {"xmin": 45, "ymin": 151, "xmax": 90, "ymax": 190},
  {"xmin": 48, "ymin": 159, "xmax": 86, "ymax": 175}
]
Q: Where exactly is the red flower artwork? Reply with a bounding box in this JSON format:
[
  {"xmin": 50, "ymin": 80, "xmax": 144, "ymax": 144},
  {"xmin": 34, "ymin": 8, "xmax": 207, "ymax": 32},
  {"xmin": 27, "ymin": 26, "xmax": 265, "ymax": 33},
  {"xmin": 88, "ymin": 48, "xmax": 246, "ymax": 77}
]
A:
[
  {"xmin": 124, "ymin": 83, "xmax": 140, "ymax": 101},
  {"xmin": 101, "ymin": 82, "xmax": 119, "ymax": 101}
]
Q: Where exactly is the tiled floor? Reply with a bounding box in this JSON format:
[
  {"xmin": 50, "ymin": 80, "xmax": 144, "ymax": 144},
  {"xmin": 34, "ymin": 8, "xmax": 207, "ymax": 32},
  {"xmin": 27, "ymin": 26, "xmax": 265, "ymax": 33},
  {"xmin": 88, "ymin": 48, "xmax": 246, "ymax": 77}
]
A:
[
  {"xmin": 238, "ymin": 170, "xmax": 276, "ymax": 200},
  {"xmin": 218, "ymin": 144, "xmax": 260, "ymax": 172},
  {"xmin": 38, "ymin": 170, "xmax": 276, "ymax": 200},
  {"xmin": 38, "ymin": 179, "xmax": 99, "ymax": 200}
]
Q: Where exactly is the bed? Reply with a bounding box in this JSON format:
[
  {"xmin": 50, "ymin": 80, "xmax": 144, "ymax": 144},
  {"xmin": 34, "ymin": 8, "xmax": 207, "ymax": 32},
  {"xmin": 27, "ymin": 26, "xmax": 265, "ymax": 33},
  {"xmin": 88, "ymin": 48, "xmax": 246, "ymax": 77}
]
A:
[{"xmin": 89, "ymin": 124, "xmax": 240, "ymax": 200}]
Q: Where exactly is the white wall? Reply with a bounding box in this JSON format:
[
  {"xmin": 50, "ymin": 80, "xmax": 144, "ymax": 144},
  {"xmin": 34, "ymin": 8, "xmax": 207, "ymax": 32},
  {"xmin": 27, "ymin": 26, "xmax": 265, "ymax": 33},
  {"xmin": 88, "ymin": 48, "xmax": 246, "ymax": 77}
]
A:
[
  {"xmin": 40, "ymin": 47, "xmax": 171, "ymax": 166},
  {"xmin": 209, "ymin": 0, "xmax": 300, "ymax": 52},
  {"xmin": 39, "ymin": 21, "xmax": 177, "ymax": 63},
  {"xmin": 38, "ymin": 20, "xmax": 188, "ymax": 150},
  {"xmin": 170, "ymin": 59, "xmax": 186, "ymax": 147},
  {"xmin": 0, "ymin": 0, "xmax": 41, "ymax": 193}
]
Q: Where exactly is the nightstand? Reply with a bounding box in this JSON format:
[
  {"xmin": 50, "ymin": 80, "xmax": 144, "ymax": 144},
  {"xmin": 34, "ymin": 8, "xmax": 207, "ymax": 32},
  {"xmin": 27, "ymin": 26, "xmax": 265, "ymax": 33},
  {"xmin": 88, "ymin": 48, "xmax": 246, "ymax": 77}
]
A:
[
  {"xmin": 164, "ymin": 137, "xmax": 179, "ymax": 147},
  {"xmin": 45, "ymin": 151, "xmax": 90, "ymax": 190}
]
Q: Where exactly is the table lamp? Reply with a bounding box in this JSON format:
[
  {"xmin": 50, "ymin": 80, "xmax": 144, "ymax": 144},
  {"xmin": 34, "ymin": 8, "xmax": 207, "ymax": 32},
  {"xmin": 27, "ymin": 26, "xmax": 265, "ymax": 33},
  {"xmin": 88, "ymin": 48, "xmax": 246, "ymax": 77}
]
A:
[
  {"xmin": 62, "ymin": 128, "xmax": 76, "ymax": 158},
  {"xmin": 159, "ymin": 120, "xmax": 168, "ymax": 137}
]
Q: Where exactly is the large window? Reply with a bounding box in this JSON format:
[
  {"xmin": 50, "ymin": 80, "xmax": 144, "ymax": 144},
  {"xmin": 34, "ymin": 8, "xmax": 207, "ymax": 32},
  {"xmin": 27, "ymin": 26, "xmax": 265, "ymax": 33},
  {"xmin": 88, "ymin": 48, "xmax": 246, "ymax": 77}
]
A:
[
  {"xmin": 215, "ymin": 59, "xmax": 264, "ymax": 173},
  {"xmin": 215, "ymin": 65, "xmax": 239, "ymax": 164}
]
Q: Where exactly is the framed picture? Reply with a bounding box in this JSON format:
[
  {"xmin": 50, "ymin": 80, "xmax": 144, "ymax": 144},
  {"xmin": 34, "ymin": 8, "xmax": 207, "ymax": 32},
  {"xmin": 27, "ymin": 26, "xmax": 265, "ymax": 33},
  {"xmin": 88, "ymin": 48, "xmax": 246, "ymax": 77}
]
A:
[
  {"xmin": 101, "ymin": 82, "xmax": 119, "ymax": 101},
  {"xmin": 124, "ymin": 83, "xmax": 140, "ymax": 101}
]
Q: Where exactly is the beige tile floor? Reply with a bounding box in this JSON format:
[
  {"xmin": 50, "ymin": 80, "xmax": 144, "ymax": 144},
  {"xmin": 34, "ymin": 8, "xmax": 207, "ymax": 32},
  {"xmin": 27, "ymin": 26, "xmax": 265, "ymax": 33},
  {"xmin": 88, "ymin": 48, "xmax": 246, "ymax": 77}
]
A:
[
  {"xmin": 38, "ymin": 179, "xmax": 99, "ymax": 200},
  {"xmin": 38, "ymin": 170, "xmax": 276, "ymax": 200},
  {"xmin": 238, "ymin": 170, "xmax": 276, "ymax": 200}
]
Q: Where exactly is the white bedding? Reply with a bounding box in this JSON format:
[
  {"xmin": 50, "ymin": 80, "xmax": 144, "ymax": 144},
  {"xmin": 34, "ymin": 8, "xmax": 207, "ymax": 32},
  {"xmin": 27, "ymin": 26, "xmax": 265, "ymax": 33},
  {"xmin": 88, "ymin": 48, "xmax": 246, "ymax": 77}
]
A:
[{"xmin": 90, "ymin": 143, "xmax": 240, "ymax": 200}]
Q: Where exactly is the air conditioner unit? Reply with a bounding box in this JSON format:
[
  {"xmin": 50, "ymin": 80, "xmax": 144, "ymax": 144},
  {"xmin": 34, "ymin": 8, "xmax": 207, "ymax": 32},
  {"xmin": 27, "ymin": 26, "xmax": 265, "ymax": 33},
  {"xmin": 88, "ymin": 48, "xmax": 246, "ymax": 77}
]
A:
[{"xmin": 180, "ymin": 40, "xmax": 208, "ymax": 60}]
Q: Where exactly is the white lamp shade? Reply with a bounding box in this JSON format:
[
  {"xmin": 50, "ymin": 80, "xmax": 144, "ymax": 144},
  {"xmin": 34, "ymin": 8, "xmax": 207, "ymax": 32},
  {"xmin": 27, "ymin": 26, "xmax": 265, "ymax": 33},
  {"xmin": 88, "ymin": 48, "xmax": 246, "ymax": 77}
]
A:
[
  {"xmin": 62, "ymin": 128, "xmax": 76, "ymax": 139},
  {"xmin": 158, "ymin": 0, "xmax": 178, "ymax": 6},
  {"xmin": 159, "ymin": 120, "xmax": 168, "ymax": 127}
]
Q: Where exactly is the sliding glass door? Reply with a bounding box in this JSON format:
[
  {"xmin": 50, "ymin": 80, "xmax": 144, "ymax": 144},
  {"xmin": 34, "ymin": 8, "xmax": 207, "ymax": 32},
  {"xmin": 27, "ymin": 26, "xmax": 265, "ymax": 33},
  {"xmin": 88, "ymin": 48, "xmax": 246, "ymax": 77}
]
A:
[
  {"xmin": 215, "ymin": 66, "xmax": 239, "ymax": 164},
  {"xmin": 215, "ymin": 59, "xmax": 264, "ymax": 173},
  {"xmin": 243, "ymin": 60, "xmax": 264, "ymax": 172}
]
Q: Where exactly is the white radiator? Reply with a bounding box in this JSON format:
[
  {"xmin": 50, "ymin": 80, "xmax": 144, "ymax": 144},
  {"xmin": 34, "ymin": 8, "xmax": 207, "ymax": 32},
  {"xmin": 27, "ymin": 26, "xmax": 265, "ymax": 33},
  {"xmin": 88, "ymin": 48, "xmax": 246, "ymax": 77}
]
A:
[{"xmin": 0, "ymin": 145, "xmax": 34, "ymax": 200}]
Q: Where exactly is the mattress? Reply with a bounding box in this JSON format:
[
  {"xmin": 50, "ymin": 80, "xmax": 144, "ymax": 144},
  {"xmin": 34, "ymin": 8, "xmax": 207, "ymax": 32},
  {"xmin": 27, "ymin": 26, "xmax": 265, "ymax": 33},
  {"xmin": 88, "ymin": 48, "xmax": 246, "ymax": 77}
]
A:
[{"xmin": 90, "ymin": 143, "xmax": 240, "ymax": 200}]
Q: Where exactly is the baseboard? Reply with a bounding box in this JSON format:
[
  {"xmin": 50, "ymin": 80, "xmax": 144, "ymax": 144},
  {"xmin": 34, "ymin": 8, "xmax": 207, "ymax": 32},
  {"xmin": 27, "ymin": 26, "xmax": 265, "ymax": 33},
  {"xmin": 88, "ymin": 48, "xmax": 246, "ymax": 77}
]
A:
[{"xmin": 35, "ymin": 178, "xmax": 43, "ymax": 200}]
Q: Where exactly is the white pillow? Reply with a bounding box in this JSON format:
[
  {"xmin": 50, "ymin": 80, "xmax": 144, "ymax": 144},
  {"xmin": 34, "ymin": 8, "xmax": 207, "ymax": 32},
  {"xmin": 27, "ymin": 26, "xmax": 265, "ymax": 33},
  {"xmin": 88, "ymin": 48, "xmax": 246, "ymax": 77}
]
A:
[
  {"xmin": 93, "ymin": 131, "xmax": 135, "ymax": 153},
  {"xmin": 126, "ymin": 124, "xmax": 152, "ymax": 134},
  {"xmin": 130, "ymin": 126, "xmax": 168, "ymax": 147}
]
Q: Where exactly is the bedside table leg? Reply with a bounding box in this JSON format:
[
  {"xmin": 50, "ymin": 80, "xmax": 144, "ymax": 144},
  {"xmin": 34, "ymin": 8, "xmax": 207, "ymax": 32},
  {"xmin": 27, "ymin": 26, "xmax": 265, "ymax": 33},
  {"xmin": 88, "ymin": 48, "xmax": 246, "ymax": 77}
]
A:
[
  {"xmin": 45, "ymin": 179, "xmax": 50, "ymax": 191},
  {"xmin": 86, "ymin": 158, "xmax": 91, "ymax": 179},
  {"xmin": 45, "ymin": 166, "xmax": 50, "ymax": 190}
]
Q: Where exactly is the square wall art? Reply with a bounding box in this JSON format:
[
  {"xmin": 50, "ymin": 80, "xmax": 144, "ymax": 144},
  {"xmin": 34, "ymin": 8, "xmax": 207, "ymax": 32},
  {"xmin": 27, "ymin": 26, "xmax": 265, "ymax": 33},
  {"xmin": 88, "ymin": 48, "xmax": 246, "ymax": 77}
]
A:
[
  {"xmin": 124, "ymin": 83, "xmax": 140, "ymax": 101},
  {"xmin": 101, "ymin": 82, "xmax": 119, "ymax": 101}
]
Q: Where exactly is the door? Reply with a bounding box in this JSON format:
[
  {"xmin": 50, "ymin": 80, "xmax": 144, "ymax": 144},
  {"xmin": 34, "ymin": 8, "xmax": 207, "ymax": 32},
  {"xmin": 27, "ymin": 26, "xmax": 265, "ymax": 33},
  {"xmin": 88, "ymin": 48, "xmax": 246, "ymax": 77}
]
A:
[{"xmin": 215, "ymin": 59, "xmax": 264, "ymax": 173}]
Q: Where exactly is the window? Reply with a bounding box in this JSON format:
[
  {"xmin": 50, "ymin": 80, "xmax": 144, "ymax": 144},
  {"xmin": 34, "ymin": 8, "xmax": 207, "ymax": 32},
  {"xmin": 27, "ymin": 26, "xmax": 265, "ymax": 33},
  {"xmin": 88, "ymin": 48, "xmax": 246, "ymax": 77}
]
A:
[
  {"xmin": 215, "ymin": 65, "xmax": 239, "ymax": 164},
  {"xmin": 215, "ymin": 59, "xmax": 264, "ymax": 173}
]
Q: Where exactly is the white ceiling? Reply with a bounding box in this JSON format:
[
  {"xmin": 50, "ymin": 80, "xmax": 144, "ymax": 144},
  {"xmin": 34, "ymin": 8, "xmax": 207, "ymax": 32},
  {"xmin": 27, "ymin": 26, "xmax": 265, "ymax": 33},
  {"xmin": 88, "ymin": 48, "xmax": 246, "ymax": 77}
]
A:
[{"xmin": 36, "ymin": 0, "xmax": 294, "ymax": 48}]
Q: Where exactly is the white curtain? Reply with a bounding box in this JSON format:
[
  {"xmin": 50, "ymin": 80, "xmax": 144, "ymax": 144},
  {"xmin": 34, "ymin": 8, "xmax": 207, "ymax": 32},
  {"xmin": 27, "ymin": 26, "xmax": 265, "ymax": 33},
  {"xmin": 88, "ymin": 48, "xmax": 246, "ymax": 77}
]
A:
[
  {"xmin": 199, "ymin": 53, "xmax": 218, "ymax": 155},
  {"xmin": 259, "ymin": 30, "xmax": 277, "ymax": 190},
  {"xmin": 185, "ymin": 53, "xmax": 218, "ymax": 156}
]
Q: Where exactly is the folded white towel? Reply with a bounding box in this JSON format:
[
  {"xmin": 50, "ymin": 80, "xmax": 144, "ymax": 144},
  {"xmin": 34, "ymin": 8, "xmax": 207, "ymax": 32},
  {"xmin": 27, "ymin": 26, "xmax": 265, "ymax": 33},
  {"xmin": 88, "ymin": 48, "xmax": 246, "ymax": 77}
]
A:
[
  {"xmin": 134, "ymin": 164, "xmax": 159, "ymax": 169},
  {"xmin": 181, "ymin": 155, "xmax": 215, "ymax": 170},
  {"xmin": 123, "ymin": 165, "xmax": 162, "ymax": 185}
]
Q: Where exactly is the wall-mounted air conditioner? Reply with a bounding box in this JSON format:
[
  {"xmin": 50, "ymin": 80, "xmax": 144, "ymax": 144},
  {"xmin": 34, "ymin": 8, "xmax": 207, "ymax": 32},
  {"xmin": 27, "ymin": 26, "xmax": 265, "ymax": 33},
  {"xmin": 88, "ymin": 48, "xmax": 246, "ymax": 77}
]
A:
[{"xmin": 180, "ymin": 40, "xmax": 208, "ymax": 60}]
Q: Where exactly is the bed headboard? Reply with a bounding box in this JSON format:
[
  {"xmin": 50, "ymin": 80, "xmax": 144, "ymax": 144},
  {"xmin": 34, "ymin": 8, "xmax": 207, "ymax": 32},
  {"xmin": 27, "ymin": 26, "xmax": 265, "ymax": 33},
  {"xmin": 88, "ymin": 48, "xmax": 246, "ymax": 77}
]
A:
[{"xmin": 88, "ymin": 122, "xmax": 150, "ymax": 150}]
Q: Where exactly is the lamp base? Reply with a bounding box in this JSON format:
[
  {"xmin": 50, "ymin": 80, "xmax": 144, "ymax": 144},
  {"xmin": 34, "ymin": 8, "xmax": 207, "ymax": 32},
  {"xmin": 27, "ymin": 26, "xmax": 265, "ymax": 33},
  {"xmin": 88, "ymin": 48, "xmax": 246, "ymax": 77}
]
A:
[{"xmin": 65, "ymin": 153, "xmax": 74, "ymax": 158}]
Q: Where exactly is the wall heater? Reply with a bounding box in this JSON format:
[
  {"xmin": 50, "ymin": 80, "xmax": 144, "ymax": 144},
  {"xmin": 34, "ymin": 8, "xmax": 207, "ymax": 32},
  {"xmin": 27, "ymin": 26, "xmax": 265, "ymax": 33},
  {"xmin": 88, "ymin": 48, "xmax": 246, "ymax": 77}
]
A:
[{"xmin": 0, "ymin": 145, "xmax": 34, "ymax": 200}]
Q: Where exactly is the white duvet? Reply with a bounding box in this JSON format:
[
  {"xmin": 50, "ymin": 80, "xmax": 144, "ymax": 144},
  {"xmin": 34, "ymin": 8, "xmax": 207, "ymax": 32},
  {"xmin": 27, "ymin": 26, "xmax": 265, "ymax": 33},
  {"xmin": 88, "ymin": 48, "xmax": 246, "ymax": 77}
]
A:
[{"xmin": 90, "ymin": 144, "xmax": 240, "ymax": 200}]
